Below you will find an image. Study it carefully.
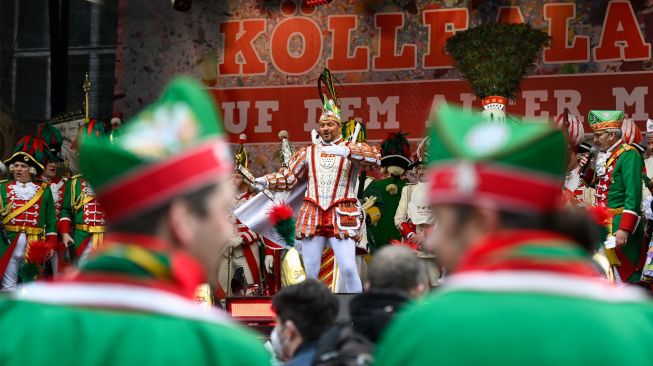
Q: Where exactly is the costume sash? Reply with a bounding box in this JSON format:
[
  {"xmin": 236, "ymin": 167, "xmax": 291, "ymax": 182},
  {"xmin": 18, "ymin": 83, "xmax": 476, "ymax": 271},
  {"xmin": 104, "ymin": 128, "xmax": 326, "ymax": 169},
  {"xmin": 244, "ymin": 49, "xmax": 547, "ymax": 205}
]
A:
[
  {"xmin": 241, "ymin": 244, "xmax": 260, "ymax": 283},
  {"xmin": 605, "ymin": 144, "xmax": 631, "ymax": 170},
  {"xmin": 2, "ymin": 182, "xmax": 47, "ymax": 224}
]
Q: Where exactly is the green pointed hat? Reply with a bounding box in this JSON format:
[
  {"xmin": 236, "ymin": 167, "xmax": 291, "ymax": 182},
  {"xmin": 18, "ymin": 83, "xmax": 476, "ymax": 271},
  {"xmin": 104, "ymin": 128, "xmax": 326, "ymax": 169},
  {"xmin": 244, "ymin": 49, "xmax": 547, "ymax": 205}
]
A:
[
  {"xmin": 79, "ymin": 77, "xmax": 232, "ymax": 222},
  {"xmin": 588, "ymin": 110, "xmax": 624, "ymax": 131},
  {"xmin": 74, "ymin": 119, "xmax": 107, "ymax": 149},
  {"xmin": 426, "ymin": 105, "xmax": 565, "ymax": 213},
  {"xmin": 5, "ymin": 135, "xmax": 55, "ymax": 175},
  {"xmin": 37, "ymin": 123, "xmax": 64, "ymax": 162}
]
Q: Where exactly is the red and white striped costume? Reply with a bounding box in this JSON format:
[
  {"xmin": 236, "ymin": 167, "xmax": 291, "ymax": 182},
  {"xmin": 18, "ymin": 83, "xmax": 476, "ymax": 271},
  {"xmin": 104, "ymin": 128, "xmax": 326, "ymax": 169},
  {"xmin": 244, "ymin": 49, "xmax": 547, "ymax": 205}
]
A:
[
  {"xmin": 236, "ymin": 218, "xmax": 258, "ymax": 245},
  {"xmin": 217, "ymin": 190, "xmax": 261, "ymax": 297},
  {"xmin": 265, "ymin": 138, "xmax": 380, "ymax": 240}
]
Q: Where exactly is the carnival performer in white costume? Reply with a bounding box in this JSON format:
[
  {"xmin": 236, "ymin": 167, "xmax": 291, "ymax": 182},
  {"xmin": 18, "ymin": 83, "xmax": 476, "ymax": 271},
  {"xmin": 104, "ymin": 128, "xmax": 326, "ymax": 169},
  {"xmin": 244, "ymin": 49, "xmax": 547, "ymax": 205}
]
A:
[{"xmin": 254, "ymin": 69, "xmax": 380, "ymax": 293}]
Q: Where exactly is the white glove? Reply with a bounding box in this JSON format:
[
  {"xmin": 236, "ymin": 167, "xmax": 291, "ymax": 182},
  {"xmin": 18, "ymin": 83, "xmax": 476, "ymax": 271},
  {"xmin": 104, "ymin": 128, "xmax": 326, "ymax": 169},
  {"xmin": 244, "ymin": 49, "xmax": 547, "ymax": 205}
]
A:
[
  {"xmin": 264, "ymin": 255, "xmax": 274, "ymax": 274},
  {"xmin": 253, "ymin": 177, "xmax": 269, "ymax": 190},
  {"xmin": 321, "ymin": 145, "xmax": 350, "ymax": 157},
  {"xmin": 361, "ymin": 196, "xmax": 377, "ymax": 211}
]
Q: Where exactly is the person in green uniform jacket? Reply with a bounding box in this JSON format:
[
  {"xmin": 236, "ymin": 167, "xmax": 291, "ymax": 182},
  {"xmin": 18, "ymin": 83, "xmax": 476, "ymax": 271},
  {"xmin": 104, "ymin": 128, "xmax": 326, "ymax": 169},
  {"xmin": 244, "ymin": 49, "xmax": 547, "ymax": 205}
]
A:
[
  {"xmin": 375, "ymin": 106, "xmax": 653, "ymax": 366},
  {"xmin": 362, "ymin": 132, "xmax": 411, "ymax": 252},
  {"xmin": 0, "ymin": 135, "xmax": 58, "ymax": 290},
  {"xmin": 0, "ymin": 78, "xmax": 270, "ymax": 366},
  {"xmin": 59, "ymin": 120, "xmax": 108, "ymax": 265},
  {"xmin": 583, "ymin": 110, "xmax": 647, "ymax": 283}
]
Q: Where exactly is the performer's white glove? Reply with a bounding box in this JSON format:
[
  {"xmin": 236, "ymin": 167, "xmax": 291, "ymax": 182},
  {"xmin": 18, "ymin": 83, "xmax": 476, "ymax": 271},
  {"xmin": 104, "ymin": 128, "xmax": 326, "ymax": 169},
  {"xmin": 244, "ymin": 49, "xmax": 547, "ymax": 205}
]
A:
[
  {"xmin": 361, "ymin": 196, "xmax": 377, "ymax": 211},
  {"xmin": 322, "ymin": 145, "xmax": 350, "ymax": 157},
  {"xmin": 253, "ymin": 176, "xmax": 269, "ymax": 191},
  {"xmin": 264, "ymin": 255, "xmax": 274, "ymax": 274},
  {"xmin": 62, "ymin": 233, "xmax": 75, "ymax": 248}
]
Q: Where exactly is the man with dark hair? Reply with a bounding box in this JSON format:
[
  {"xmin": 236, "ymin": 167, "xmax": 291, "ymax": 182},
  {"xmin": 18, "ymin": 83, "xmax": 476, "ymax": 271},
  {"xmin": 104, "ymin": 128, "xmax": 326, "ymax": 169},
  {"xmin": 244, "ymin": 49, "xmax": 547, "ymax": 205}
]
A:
[
  {"xmin": 0, "ymin": 78, "xmax": 270, "ymax": 365},
  {"xmin": 375, "ymin": 106, "xmax": 653, "ymax": 365},
  {"xmin": 271, "ymin": 279, "xmax": 339, "ymax": 365}
]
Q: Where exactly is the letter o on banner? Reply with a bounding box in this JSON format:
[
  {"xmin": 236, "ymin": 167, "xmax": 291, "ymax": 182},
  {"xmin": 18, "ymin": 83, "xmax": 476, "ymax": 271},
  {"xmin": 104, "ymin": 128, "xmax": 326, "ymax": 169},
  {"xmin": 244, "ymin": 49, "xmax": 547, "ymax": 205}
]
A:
[{"xmin": 271, "ymin": 17, "xmax": 322, "ymax": 75}]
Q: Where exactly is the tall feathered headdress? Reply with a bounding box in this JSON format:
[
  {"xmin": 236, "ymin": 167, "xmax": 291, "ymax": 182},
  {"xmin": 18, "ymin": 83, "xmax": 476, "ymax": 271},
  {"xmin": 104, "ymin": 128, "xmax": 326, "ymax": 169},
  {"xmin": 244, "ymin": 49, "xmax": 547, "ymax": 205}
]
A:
[{"xmin": 317, "ymin": 68, "xmax": 342, "ymax": 124}]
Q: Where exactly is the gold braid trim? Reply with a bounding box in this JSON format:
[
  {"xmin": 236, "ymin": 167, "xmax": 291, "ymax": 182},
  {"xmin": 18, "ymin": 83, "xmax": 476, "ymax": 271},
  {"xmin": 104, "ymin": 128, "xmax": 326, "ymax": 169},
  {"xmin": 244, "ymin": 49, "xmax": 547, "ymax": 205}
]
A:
[{"xmin": 591, "ymin": 120, "xmax": 623, "ymax": 131}]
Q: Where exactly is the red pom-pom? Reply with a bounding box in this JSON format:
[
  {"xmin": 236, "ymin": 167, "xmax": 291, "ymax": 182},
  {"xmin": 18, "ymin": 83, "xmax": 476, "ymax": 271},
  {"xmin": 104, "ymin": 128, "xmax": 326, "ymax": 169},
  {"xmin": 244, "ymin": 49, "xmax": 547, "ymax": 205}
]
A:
[
  {"xmin": 588, "ymin": 205, "xmax": 611, "ymax": 226},
  {"xmin": 25, "ymin": 239, "xmax": 55, "ymax": 265},
  {"xmin": 268, "ymin": 202, "xmax": 294, "ymax": 226}
]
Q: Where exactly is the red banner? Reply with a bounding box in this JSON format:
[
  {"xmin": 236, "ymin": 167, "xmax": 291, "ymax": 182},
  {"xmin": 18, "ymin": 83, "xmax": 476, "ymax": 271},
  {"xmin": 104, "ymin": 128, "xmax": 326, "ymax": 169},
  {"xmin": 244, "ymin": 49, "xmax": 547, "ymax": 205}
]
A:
[
  {"xmin": 213, "ymin": 70, "xmax": 653, "ymax": 143},
  {"xmin": 115, "ymin": 0, "xmax": 653, "ymax": 146}
]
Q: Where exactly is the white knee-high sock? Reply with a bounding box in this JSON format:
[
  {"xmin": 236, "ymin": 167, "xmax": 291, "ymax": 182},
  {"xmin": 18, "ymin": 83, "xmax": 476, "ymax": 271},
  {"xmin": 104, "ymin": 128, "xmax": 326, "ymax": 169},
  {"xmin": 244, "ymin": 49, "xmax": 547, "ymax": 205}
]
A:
[
  {"xmin": 328, "ymin": 237, "xmax": 362, "ymax": 293},
  {"xmin": 300, "ymin": 237, "xmax": 327, "ymax": 279}
]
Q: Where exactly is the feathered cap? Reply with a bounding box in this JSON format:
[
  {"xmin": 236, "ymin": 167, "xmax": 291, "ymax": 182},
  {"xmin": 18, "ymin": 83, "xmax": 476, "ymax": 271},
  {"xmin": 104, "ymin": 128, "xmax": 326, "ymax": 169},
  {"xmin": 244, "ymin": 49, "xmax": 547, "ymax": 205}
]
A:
[
  {"xmin": 317, "ymin": 68, "xmax": 342, "ymax": 124},
  {"xmin": 74, "ymin": 119, "xmax": 107, "ymax": 149},
  {"xmin": 5, "ymin": 135, "xmax": 56, "ymax": 175},
  {"xmin": 37, "ymin": 123, "xmax": 64, "ymax": 162},
  {"xmin": 381, "ymin": 131, "xmax": 412, "ymax": 170}
]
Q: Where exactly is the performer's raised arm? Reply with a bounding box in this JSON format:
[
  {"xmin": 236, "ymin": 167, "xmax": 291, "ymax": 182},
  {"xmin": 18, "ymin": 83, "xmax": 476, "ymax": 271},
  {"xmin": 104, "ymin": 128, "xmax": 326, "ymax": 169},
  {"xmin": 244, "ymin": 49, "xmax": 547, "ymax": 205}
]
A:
[
  {"xmin": 321, "ymin": 142, "xmax": 380, "ymax": 167},
  {"xmin": 255, "ymin": 147, "xmax": 308, "ymax": 192}
]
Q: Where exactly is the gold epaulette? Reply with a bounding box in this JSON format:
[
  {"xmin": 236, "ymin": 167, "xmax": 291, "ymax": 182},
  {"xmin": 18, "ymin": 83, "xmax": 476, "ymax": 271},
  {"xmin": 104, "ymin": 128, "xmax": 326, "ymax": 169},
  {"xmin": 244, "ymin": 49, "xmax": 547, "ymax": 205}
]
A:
[{"xmin": 71, "ymin": 174, "xmax": 83, "ymax": 179}]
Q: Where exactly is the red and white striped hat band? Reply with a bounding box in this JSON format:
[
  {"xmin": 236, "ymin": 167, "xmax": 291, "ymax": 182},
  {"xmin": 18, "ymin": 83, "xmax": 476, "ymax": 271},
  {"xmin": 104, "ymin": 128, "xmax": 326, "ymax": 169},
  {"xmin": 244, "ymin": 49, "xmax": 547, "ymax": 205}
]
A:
[
  {"xmin": 622, "ymin": 118, "xmax": 642, "ymax": 145},
  {"xmin": 554, "ymin": 112, "xmax": 584, "ymax": 147},
  {"xmin": 97, "ymin": 139, "xmax": 232, "ymax": 222},
  {"xmin": 646, "ymin": 119, "xmax": 653, "ymax": 138},
  {"xmin": 427, "ymin": 162, "xmax": 563, "ymax": 213}
]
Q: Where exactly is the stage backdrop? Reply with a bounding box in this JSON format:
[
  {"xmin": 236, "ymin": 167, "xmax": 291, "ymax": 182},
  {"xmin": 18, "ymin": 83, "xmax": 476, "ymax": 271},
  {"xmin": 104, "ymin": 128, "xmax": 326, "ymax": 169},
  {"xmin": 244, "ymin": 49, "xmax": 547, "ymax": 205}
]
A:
[{"xmin": 114, "ymin": 0, "xmax": 653, "ymax": 173}]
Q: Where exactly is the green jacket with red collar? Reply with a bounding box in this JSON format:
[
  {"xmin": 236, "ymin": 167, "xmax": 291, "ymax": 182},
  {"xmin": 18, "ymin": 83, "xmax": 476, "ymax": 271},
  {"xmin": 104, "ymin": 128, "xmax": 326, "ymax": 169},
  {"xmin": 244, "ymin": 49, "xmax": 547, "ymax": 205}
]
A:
[
  {"xmin": 375, "ymin": 230, "xmax": 653, "ymax": 366},
  {"xmin": 0, "ymin": 234, "xmax": 271, "ymax": 366}
]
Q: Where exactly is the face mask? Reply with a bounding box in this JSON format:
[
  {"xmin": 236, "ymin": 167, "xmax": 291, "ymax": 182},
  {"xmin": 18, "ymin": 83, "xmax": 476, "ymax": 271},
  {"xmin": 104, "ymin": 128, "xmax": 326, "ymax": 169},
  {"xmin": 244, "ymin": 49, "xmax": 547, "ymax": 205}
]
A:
[{"xmin": 270, "ymin": 325, "xmax": 286, "ymax": 361}]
